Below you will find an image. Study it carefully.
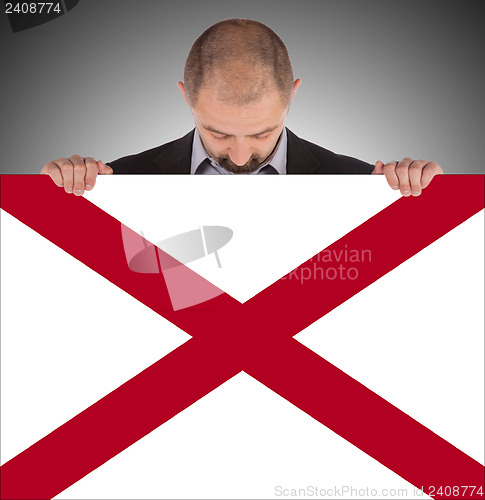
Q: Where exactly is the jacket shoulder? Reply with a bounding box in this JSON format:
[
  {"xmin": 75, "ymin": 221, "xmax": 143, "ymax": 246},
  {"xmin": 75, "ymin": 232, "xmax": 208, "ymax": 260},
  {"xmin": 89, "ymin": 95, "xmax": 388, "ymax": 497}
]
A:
[
  {"xmin": 106, "ymin": 132, "xmax": 193, "ymax": 174},
  {"xmin": 287, "ymin": 130, "xmax": 374, "ymax": 174},
  {"xmin": 305, "ymin": 140, "xmax": 374, "ymax": 174},
  {"xmin": 106, "ymin": 143, "xmax": 167, "ymax": 174}
]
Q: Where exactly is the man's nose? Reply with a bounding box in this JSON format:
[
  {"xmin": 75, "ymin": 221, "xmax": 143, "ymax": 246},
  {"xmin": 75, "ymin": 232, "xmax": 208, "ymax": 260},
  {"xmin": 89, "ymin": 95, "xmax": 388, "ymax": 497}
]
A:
[{"xmin": 228, "ymin": 141, "xmax": 252, "ymax": 166}]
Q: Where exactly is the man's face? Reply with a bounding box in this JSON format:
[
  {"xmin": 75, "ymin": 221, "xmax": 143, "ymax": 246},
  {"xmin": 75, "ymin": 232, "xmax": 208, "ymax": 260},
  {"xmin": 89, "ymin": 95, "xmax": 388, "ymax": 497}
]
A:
[{"xmin": 180, "ymin": 84, "xmax": 297, "ymax": 174}]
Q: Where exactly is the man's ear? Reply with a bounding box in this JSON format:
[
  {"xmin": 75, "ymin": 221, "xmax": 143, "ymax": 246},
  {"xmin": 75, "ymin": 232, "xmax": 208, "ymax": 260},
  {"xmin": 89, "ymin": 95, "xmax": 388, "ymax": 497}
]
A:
[
  {"xmin": 291, "ymin": 79, "xmax": 302, "ymax": 102},
  {"xmin": 177, "ymin": 81, "xmax": 190, "ymax": 105}
]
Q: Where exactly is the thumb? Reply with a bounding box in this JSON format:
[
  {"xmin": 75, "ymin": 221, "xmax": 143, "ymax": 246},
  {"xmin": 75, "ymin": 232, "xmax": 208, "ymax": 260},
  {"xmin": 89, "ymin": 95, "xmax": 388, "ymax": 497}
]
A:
[
  {"xmin": 97, "ymin": 160, "xmax": 113, "ymax": 175},
  {"xmin": 372, "ymin": 160, "xmax": 384, "ymax": 175}
]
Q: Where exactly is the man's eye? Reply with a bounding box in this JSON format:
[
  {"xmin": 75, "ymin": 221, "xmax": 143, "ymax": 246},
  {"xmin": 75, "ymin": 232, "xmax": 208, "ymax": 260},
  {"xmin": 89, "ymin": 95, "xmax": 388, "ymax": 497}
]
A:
[
  {"xmin": 254, "ymin": 134, "xmax": 270, "ymax": 140},
  {"xmin": 212, "ymin": 134, "xmax": 229, "ymax": 140}
]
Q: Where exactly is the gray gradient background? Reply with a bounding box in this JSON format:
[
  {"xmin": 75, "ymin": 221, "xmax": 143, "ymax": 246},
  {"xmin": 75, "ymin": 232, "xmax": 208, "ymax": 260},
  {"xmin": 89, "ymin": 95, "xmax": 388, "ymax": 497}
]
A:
[{"xmin": 0, "ymin": 0, "xmax": 484, "ymax": 174}]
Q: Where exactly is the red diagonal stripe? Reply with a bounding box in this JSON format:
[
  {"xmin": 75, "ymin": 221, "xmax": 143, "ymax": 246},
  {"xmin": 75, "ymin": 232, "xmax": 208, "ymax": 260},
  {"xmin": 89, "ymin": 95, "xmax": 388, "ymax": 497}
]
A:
[
  {"xmin": 0, "ymin": 337, "xmax": 243, "ymax": 500},
  {"xmin": 243, "ymin": 175, "xmax": 485, "ymax": 339},
  {"xmin": 244, "ymin": 337, "xmax": 485, "ymax": 499},
  {"xmin": 0, "ymin": 176, "xmax": 242, "ymax": 339},
  {"xmin": 1, "ymin": 174, "xmax": 484, "ymax": 499}
]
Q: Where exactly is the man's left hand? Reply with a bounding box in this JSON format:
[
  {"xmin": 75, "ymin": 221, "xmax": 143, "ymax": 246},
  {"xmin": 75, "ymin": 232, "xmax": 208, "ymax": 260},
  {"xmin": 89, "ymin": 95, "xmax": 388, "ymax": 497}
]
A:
[{"xmin": 372, "ymin": 158, "xmax": 443, "ymax": 196}]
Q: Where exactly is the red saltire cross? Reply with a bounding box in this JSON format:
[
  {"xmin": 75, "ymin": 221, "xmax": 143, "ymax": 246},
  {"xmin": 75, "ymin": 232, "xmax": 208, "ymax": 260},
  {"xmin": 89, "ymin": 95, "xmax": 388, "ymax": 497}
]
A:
[{"xmin": 1, "ymin": 175, "xmax": 484, "ymax": 500}]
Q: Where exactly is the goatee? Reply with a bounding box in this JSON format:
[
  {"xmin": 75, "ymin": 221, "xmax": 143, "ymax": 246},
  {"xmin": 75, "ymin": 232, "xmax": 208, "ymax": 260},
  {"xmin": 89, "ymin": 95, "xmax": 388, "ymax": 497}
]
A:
[{"xmin": 216, "ymin": 155, "xmax": 263, "ymax": 174}]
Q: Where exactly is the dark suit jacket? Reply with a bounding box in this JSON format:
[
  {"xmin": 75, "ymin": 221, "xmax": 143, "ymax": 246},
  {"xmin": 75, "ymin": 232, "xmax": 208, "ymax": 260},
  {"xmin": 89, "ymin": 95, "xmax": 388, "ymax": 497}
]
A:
[{"xmin": 107, "ymin": 128, "xmax": 374, "ymax": 175}]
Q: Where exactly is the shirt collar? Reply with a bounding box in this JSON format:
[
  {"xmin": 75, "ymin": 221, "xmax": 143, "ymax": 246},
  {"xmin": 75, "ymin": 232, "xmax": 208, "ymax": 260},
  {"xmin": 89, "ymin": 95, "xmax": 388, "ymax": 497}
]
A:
[{"xmin": 190, "ymin": 127, "xmax": 287, "ymax": 175}]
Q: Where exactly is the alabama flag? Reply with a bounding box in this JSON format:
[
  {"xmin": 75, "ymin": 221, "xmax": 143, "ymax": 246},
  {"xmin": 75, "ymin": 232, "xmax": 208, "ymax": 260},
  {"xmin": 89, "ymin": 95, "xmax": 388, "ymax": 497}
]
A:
[{"xmin": 1, "ymin": 174, "xmax": 484, "ymax": 500}]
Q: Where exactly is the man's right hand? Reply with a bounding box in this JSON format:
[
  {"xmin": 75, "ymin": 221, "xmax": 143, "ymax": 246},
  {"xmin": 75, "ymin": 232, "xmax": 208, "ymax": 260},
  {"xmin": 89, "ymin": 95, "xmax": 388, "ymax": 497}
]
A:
[{"xmin": 40, "ymin": 155, "xmax": 113, "ymax": 196}]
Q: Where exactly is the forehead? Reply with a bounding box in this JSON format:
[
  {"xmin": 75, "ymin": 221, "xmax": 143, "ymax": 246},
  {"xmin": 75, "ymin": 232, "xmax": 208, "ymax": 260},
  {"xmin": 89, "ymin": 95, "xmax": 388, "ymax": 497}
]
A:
[{"xmin": 192, "ymin": 87, "xmax": 288, "ymax": 135}]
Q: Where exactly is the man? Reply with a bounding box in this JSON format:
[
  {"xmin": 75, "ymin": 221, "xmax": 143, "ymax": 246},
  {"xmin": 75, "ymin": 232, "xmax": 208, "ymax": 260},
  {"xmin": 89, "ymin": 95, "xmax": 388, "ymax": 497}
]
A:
[{"xmin": 41, "ymin": 18, "xmax": 443, "ymax": 194}]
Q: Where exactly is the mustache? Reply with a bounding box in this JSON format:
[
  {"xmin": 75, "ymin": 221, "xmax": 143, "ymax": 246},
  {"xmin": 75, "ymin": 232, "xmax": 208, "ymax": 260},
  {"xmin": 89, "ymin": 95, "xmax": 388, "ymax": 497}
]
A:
[{"xmin": 216, "ymin": 155, "xmax": 263, "ymax": 174}]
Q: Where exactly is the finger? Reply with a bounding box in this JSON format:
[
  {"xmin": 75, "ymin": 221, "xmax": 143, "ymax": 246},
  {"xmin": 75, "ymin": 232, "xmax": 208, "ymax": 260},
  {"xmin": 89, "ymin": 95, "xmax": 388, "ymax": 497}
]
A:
[
  {"xmin": 408, "ymin": 160, "xmax": 427, "ymax": 196},
  {"xmin": 421, "ymin": 162, "xmax": 444, "ymax": 188},
  {"xmin": 98, "ymin": 160, "xmax": 113, "ymax": 175},
  {"xmin": 382, "ymin": 161, "xmax": 400, "ymax": 190},
  {"xmin": 70, "ymin": 155, "xmax": 87, "ymax": 196},
  {"xmin": 41, "ymin": 161, "xmax": 64, "ymax": 187},
  {"xmin": 395, "ymin": 157, "xmax": 414, "ymax": 196},
  {"xmin": 56, "ymin": 157, "xmax": 75, "ymax": 194},
  {"xmin": 372, "ymin": 161, "xmax": 384, "ymax": 175},
  {"xmin": 84, "ymin": 157, "xmax": 99, "ymax": 190}
]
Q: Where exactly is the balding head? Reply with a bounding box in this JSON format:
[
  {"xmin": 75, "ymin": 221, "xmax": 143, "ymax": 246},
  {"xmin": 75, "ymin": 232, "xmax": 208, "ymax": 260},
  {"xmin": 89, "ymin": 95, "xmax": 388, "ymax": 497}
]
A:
[{"xmin": 183, "ymin": 19, "xmax": 294, "ymax": 107}]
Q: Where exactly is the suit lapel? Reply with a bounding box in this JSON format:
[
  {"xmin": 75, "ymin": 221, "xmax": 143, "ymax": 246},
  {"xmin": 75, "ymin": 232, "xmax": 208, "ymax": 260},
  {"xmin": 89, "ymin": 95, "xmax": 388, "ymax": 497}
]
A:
[
  {"xmin": 153, "ymin": 130, "xmax": 194, "ymax": 174},
  {"xmin": 285, "ymin": 128, "xmax": 321, "ymax": 174}
]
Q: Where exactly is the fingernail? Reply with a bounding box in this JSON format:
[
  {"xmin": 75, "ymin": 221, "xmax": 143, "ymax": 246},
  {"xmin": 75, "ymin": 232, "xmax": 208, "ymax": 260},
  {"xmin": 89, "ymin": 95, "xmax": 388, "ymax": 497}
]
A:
[
  {"xmin": 402, "ymin": 190, "xmax": 411, "ymax": 196},
  {"xmin": 74, "ymin": 189, "xmax": 83, "ymax": 195},
  {"xmin": 85, "ymin": 184, "xmax": 92, "ymax": 189},
  {"xmin": 392, "ymin": 185, "xmax": 399, "ymax": 190},
  {"xmin": 65, "ymin": 187, "xmax": 73, "ymax": 193},
  {"xmin": 412, "ymin": 191, "xmax": 420, "ymax": 196}
]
